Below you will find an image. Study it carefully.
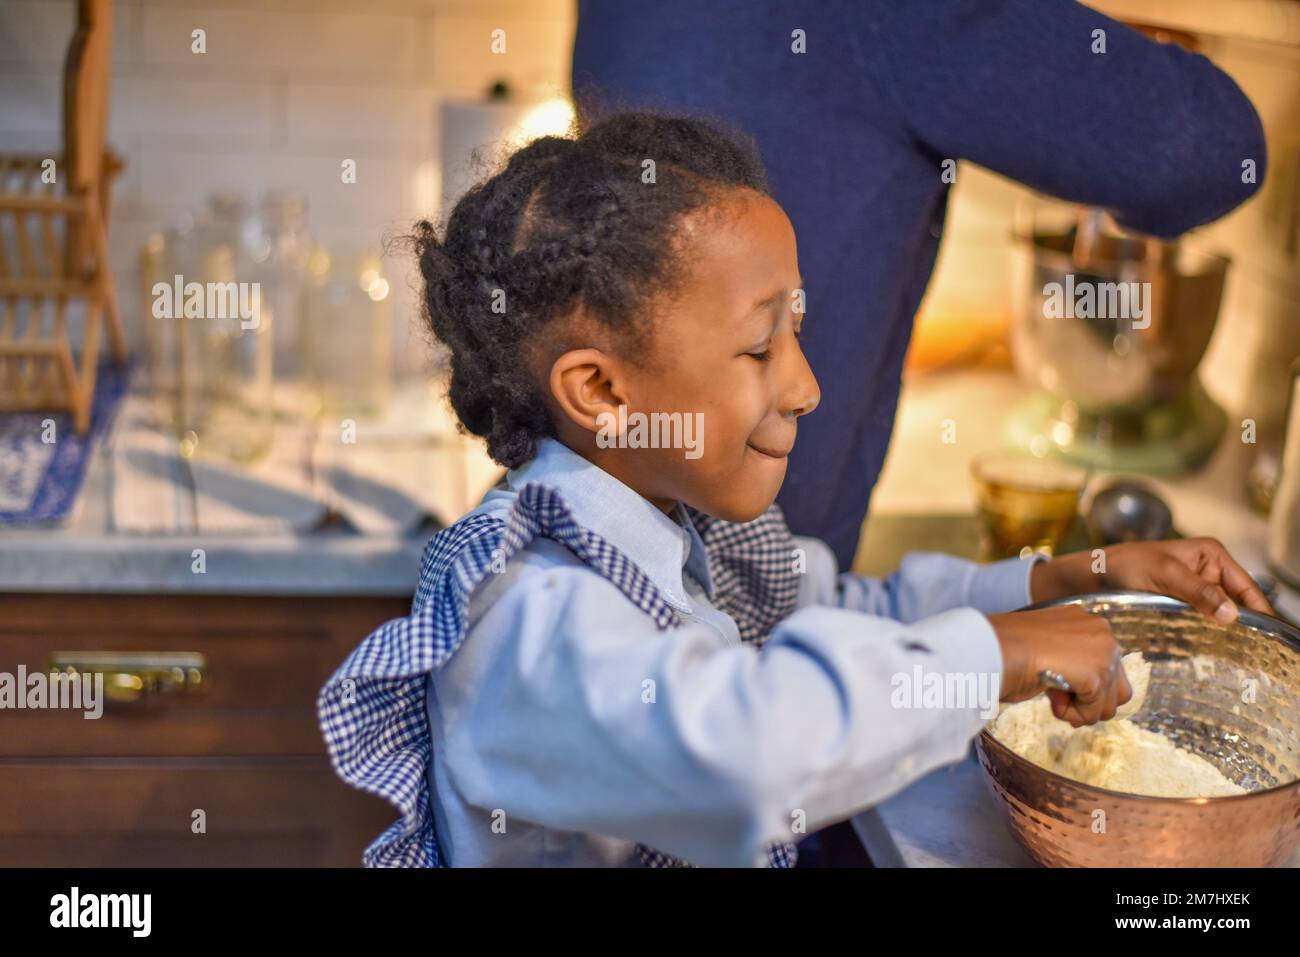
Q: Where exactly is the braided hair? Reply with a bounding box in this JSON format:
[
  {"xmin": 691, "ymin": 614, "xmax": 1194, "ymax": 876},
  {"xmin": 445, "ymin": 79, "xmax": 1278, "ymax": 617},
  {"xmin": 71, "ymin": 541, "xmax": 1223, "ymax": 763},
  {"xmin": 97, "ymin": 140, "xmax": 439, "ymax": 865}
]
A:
[{"xmin": 414, "ymin": 111, "xmax": 771, "ymax": 467}]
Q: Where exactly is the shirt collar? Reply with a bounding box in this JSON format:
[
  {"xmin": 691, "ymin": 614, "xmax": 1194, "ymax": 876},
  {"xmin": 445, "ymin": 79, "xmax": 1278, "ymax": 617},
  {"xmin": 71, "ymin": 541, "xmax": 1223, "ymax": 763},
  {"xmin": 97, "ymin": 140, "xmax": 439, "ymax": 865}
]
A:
[
  {"xmin": 505, "ymin": 438, "xmax": 714, "ymax": 610},
  {"xmin": 675, "ymin": 502, "xmax": 716, "ymax": 600}
]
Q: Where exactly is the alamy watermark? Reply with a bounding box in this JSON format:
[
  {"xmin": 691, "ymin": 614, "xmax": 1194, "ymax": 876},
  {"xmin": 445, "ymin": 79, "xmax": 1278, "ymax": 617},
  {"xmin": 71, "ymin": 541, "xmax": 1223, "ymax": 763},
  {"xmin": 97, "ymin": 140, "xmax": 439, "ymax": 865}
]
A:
[
  {"xmin": 1043, "ymin": 274, "xmax": 1150, "ymax": 330},
  {"xmin": 0, "ymin": 666, "xmax": 103, "ymax": 719},
  {"xmin": 151, "ymin": 274, "xmax": 262, "ymax": 329},
  {"xmin": 890, "ymin": 666, "xmax": 1001, "ymax": 719},
  {"xmin": 50, "ymin": 887, "xmax": 150, "ymax": 937},
  {"xmin": 596, "ymin": 405, "xmax": 704, "ymax": 459}
]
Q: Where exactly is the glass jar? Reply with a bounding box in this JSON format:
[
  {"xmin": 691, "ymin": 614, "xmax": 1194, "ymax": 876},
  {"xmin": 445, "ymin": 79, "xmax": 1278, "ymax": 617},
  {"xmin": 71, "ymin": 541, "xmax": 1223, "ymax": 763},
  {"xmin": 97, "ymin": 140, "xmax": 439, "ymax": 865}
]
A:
[
  {"xmin": 300, "ymin": 247, "xmax": 392, "ymax": 420},
  {"xmin": 250, "ymin": 190, "xmax": 311, "ymax": 379},
  {"xmin": 165, "ymin": 192, "xmax": 275, "ymax": 463}
]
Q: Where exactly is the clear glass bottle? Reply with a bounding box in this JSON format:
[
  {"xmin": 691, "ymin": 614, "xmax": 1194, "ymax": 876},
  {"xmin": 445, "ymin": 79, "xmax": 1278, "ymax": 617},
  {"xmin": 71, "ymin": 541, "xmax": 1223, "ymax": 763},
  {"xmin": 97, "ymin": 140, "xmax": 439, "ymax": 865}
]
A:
[
  {"xmin": 175, "ymin": 192, "xmax": 274, "ymax": 463},
  {"xmin": 140, "ymin": 226, "xmax": 181, "ymax": 428},
  {"xmin": 251, "ymin": 190, "xmax": 311, "ymax": 380},
  {"xmin": 300, "ymin": 247, "xmax": 392, "ymax": 420}
]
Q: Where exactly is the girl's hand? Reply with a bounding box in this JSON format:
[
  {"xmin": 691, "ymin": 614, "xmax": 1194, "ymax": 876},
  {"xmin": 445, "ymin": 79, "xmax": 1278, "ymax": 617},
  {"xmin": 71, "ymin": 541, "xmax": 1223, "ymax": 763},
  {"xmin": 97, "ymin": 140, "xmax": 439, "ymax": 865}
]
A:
[
  {"xmin": 1031, "ymin": 538, "xmax": 1276, "ymax": 624},
  {"xmin": 987, "ymin": 605, "xmax": 1128, "ymax": 726}
]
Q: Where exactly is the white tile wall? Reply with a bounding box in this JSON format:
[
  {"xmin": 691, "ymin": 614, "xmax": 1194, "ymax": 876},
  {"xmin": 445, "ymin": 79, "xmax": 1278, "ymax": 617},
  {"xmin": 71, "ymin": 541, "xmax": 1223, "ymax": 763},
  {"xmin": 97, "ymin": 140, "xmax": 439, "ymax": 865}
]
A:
[{"xmin": 0, "ymin": 0, "xmax": 576, "ymax": 375}]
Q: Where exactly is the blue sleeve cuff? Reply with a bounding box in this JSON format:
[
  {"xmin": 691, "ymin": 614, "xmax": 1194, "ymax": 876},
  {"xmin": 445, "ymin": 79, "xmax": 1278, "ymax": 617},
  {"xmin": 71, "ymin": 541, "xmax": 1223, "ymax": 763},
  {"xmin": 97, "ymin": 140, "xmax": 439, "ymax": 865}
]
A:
[{"xmin": 965, "ymin": 552, "xmax": 1048, "ymax": 615}]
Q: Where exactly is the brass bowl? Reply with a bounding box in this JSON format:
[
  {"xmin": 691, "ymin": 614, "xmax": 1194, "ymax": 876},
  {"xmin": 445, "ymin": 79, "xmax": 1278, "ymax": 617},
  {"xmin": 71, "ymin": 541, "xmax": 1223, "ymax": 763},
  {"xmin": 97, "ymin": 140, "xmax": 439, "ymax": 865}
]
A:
[{"xmin": 976, "ymin": 592, "xmax": 1300, "ymax": 867}]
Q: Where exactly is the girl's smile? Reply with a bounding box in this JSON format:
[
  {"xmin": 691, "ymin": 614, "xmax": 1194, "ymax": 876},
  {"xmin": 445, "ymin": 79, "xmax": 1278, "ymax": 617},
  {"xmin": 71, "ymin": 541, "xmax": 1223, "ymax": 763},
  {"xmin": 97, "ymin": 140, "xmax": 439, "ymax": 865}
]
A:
[{"xmin": 747, "ymin": 442, "xmax": 791, "ymax": 460}]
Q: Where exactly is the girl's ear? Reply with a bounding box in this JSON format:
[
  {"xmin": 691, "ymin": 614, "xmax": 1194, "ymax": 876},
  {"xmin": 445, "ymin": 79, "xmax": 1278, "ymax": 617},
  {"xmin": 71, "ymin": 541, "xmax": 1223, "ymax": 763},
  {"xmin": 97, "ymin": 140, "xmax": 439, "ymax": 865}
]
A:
[{"xmin": 548, "ymin": 348, "xmax": 631, "ymax": 436}]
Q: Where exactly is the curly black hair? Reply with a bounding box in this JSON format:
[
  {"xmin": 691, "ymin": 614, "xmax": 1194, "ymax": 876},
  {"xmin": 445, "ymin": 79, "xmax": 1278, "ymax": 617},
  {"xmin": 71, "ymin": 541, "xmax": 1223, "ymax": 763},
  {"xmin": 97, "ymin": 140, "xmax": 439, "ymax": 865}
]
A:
[{"xmin": 414, "ymin": 111, "xmax": 771, "ymax": 468}]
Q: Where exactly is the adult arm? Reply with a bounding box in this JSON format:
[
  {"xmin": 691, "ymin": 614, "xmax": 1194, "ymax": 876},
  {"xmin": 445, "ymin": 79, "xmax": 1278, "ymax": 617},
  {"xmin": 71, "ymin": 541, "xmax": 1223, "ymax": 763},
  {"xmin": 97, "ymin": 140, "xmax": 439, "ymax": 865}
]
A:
[{"xmin": 856, "ymin": 0, "xmax": 1266, "ymax": 235}]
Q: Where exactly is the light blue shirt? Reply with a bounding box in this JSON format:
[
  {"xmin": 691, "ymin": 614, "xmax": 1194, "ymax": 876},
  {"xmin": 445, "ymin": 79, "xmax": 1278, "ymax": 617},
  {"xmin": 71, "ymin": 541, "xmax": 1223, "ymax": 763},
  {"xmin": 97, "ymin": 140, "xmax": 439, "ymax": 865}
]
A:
[{"xmin": 426, "ymin": 438, "xmax": 1044, "ymax": 867}]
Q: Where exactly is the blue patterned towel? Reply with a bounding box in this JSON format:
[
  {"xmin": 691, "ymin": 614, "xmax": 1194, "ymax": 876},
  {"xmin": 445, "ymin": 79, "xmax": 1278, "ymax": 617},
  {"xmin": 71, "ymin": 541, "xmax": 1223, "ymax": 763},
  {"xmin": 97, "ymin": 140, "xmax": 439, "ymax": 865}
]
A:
[{"xmin": 0, "ymin": 362, "xmax": 131, "ymax": 526}]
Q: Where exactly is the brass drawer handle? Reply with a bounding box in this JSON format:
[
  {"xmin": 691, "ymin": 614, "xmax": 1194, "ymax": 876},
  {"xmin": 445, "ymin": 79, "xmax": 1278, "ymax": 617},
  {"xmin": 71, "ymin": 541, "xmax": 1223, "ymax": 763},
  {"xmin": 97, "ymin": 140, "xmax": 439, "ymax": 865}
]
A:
[{"xmin": 47, "ymin": 652, "xmax": 208, "ymax": 703}]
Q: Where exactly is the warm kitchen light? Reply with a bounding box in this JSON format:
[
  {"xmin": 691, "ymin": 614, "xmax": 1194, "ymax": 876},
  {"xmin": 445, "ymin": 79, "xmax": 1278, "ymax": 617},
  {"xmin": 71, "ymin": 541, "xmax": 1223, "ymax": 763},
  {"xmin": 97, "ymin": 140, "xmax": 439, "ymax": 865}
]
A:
[
  {"xmin": 307, "ymin": 247, "xmax": 331, "ymax": 277},
  {"xmin": 515, "ymin": 96, "xmax": 576, "ymax": 143}
]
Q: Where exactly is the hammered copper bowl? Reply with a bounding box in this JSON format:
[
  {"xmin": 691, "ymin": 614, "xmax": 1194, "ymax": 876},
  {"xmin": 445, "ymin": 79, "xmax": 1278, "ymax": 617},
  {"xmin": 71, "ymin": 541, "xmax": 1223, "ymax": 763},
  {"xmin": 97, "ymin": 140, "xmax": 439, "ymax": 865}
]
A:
[{"xmin": 976, "ymin": 592, "xmax": 1300, "ymax": 867}]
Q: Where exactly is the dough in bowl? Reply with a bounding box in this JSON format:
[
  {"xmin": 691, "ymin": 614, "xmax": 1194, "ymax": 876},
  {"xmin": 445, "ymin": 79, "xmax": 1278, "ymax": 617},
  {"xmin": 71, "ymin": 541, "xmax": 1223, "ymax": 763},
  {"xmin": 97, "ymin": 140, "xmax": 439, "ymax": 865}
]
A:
[{"xmin": 991, "ymin": 652, "xmax": 1245, "ymax": 798}]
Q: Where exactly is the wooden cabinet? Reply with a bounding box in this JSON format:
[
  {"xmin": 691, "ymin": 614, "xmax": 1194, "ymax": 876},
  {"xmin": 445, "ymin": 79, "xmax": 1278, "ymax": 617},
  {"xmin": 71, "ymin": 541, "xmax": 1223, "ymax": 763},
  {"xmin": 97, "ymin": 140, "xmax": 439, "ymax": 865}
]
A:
[{"xmin": 0, "ymin": 594, "xmax": 405, "ymax": 866}]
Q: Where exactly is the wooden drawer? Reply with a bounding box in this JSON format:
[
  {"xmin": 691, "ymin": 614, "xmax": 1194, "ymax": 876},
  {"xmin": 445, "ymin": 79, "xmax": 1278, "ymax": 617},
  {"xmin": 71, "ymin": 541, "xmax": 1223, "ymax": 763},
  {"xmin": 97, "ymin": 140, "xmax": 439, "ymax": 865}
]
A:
[
  {"xmin": 0, "ymin": 760, "xmax": 396, "ymax": 867},
  {"xmin": 0, "ymin": 593, "xmax": 409, "ymax": 866},
  {"xmin": 0, "ymin": 593, "xmax": 409, "ymax": 757}
]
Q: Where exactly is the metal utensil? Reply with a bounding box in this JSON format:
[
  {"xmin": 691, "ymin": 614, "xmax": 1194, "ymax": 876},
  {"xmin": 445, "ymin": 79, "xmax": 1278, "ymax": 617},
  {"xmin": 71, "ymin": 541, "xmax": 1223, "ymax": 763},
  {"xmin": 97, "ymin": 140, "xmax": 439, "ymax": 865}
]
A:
[
  {"xmin": 1036, "ymin": 669, "xmax": 1072, "ymax": 693},
  {"xmin": 1085, "ymin": 478, "xmax": 1174, "ymax": 544}
]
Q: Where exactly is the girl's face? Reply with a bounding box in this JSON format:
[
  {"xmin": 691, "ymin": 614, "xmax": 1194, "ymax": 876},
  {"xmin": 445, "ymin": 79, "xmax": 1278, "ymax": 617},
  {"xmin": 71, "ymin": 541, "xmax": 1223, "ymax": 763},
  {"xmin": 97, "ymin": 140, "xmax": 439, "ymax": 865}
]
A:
[{"xmin": 548, "ymin": 189, "xmax": 821, "ymax": 522}]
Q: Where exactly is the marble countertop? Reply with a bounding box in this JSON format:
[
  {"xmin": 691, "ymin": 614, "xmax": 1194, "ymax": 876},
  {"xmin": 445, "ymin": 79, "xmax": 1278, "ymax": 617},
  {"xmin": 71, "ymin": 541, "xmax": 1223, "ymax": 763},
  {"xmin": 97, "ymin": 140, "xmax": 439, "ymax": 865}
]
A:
[
  {"xmin": 0, "ymin": 380, "xmax": 503, "ymax": 596},
  {"xmin": 1, "ymin": 446, "xmax": 430, "ymax": 595},
  {"xmin": 866, "ymin": 371, "xmax": 1278, "ymax": 576},
  {"xmin": 858, "ymin": 369, "xmax": 1300, "ymax": 617}
]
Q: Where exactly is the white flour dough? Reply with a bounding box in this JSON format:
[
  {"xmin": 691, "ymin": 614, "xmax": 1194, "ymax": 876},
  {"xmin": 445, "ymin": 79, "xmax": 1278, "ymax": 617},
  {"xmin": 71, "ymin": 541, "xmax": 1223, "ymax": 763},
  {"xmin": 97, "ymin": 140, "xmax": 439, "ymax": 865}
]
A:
[{"xmin": 992, "ymin": 652, "xmax": 1245, "ymax": 798}]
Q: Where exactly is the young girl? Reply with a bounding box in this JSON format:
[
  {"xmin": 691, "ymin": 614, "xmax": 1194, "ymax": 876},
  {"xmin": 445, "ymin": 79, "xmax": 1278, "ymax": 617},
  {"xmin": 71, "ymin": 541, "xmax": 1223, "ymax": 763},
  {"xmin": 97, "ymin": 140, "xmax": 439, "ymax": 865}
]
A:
[{"xmin": 319, "ymin": 112, "xmax": 1275, "ymax": 868}]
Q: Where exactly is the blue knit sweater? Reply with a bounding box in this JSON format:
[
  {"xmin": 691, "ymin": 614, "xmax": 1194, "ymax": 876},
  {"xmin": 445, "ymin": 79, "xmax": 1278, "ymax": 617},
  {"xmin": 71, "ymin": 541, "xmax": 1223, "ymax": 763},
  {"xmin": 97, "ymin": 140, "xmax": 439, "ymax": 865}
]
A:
[{"xmin": 572, "ymin": 0, "xmax": 1266, "ymax": 568}]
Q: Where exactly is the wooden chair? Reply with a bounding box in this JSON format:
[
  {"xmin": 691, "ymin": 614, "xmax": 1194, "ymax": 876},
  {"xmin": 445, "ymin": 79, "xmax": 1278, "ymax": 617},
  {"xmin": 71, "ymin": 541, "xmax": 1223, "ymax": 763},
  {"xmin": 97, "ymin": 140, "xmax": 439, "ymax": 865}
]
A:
[{"xmin": 0, "ymin": 0, "xmax": 126, "ymax": 435}]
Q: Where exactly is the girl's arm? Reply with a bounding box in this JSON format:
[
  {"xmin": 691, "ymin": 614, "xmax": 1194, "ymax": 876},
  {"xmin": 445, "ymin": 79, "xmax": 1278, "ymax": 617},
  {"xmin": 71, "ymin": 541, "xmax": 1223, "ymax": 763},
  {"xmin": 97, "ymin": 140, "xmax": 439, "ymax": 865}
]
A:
[
  {"xmin": 792, "ymin": 534, "xmax": 1047, "ymax": 623},
  {"xmin": 435, "ymin": 559, "xmax": 1003, "ymax": 867}
]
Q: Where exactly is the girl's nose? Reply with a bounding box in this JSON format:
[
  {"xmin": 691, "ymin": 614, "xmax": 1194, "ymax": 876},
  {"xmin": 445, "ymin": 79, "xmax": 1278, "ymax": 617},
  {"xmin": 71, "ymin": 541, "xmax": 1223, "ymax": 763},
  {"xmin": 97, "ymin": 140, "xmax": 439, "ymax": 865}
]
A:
[{"xmin": 783, "ymin": 346, "xmax": 820, "ymax": 419}]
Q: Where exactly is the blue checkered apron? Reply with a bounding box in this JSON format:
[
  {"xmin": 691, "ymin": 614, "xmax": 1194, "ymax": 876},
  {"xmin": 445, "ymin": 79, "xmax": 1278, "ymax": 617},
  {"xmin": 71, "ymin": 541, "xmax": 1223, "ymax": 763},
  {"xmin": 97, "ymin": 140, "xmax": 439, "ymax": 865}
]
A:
[{"xmin": 317, "ymin": 481, "xmax": 802, "ymax": 867}]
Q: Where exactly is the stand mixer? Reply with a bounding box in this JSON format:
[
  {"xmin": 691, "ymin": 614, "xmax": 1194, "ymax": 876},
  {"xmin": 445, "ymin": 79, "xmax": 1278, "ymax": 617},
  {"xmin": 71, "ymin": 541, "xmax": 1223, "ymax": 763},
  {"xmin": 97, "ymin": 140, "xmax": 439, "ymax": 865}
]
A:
[{"xmin": 1006, "ymin": 204, "xmax": 1230, "ymax": 474}]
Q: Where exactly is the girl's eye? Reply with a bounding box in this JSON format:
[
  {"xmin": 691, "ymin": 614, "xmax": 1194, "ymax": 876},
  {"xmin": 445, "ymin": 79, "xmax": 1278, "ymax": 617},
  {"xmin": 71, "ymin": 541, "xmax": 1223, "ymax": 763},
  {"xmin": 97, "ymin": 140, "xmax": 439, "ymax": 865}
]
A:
[{"xmin": 746, "ymin": 348, "xmax": 773, "ymax": 362}]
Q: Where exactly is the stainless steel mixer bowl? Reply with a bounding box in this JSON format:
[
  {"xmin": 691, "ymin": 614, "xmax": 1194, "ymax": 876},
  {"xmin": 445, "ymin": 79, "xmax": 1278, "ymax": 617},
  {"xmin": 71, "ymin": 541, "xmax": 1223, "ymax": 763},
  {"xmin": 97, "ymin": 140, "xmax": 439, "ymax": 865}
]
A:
[
  {"xmin": 1010, "ymin": 226, "xmax": 1229, "ymax": 412},
  {"xmin": 977, "ymin": 591, "xmax": 1300, "ymax": 867}
]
